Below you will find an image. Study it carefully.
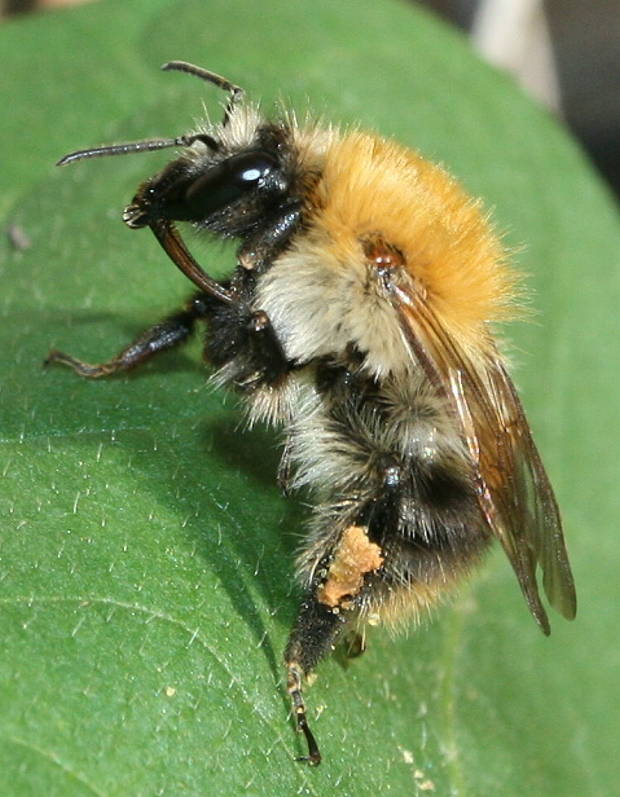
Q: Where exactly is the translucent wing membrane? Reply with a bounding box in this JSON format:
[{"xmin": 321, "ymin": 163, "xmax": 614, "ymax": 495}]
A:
[{"xmin": 393, "ymin": 286, "xmax": 576, "ymax": 633}]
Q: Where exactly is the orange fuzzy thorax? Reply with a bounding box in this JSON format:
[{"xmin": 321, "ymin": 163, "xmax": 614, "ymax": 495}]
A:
[{"xmin": 311, "ymin": 131, "xmax": 519, "ymax": 347}]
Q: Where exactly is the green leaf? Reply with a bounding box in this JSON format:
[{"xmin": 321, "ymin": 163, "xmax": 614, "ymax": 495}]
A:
[{"xmin": 1, "ymin": 0, "xmax": 618, "ymax": 794}]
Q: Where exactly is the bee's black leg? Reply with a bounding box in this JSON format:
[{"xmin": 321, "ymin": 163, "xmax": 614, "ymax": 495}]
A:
[
  {"xmin": 284, "ymin": 591, "xmax": 350, "ymax": 766},
  {"xmin": 282, "ymin": 462, "xmax": 403, "ymax": 765},
  {"xmin": 246, "ymin": 310, "xmax": 292, "ymax": 386},
  {"xmin": 44, "ymin": 293, "xmax": 209, "ymax": 378},
  {"xmin": 286, "ymin": 661, "xmax": 322, "ymax": 766}
]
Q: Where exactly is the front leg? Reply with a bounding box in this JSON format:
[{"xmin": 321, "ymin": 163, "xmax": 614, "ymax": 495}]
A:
[{"xmin": 44, "ymin": 293, "xmax": 210, "ymax": 378}]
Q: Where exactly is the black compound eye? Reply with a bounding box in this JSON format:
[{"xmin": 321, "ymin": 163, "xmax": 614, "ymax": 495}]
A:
[
  {"xmin": 232, "ymin": 152, "xmax": 276, "ymax": 187},
  {"xmin": 184, "ymin": 150, "xmax": 281, "ymax": 218}
]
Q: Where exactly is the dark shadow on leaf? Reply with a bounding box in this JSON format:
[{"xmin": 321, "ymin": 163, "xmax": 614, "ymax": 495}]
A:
[
  {"xmin": 204, "ymin": 414, "xmax": 283, "ymax": 490},
  {"xmin": 113, "ymin": 403, "xmax": 307, "ymax": 698},
  {"xmin": 25, "ymin": 306, "xmax": 304, "ymax": 693}
]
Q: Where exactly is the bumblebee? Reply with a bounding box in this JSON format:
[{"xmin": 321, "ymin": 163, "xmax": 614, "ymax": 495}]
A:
[{"xmin": 47, "ymin": 61, "xmax": 576, "ymax": 765}]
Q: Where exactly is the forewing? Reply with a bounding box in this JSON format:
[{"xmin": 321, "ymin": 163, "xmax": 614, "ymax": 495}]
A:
[
  {"xmin": 489, "ymin": 365, "xmax": 577, "ymax": 622},
  {"xmin": 393, "ymin": 286, "xmax": 576, "ymax": 633}
]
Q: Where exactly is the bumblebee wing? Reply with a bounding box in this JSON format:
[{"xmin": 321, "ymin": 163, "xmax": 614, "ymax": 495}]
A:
[
  {"xmin": 483, "ymin": 363, "xmax": 576, "ymax": 620},
  {"xmin": 394, "ymin": 288, "xmax": 576, "ymax": 634}
]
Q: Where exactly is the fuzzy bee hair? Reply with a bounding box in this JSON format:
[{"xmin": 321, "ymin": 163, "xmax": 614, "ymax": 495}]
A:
[{"xmin": 47, "ymin": 61, "xmax": 576, "ymax": 766}]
